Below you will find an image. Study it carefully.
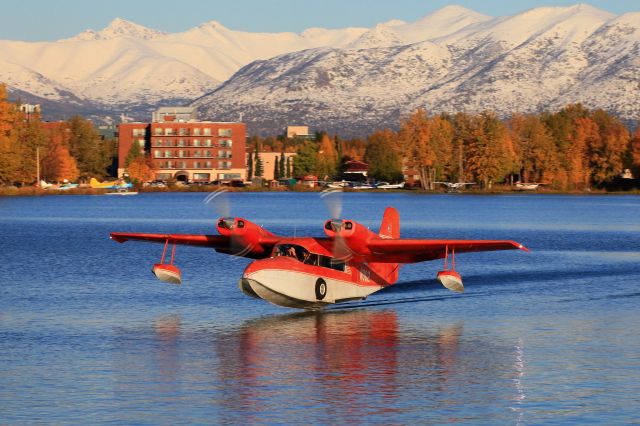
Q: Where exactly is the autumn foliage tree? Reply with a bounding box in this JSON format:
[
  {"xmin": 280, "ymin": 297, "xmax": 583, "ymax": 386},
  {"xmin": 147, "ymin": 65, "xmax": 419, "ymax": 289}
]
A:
[
  {"xmin": 127, "ymin": 155, "xmax": 154, "ymax": 183},
  {"xmin": 42, "ymin": 139, "xmax": 79, "ymax": 182},
  {"xmin": 316, "ymin": 133, "xmax": 338, "ymax": 179}
]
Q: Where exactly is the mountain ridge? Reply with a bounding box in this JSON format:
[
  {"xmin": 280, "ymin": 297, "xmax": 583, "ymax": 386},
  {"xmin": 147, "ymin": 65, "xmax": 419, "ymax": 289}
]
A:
[{"xmin": 0, "ymin": 4, "xmax": 637, "ymax": 133}]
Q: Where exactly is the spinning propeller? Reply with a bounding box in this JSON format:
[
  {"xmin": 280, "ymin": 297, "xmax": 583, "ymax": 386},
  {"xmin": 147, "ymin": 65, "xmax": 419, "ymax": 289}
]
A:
[
  {"xmin": 320, "ymin": 189, "xmax": 353, "ymax": 261},
  {"xmin": 204, "ymin": 188, "xmax": 254, "ymax": 257}
]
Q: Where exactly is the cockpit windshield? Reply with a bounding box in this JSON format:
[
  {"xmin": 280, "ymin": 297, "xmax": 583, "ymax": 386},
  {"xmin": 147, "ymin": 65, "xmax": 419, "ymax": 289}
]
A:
[
  {"xmin": 273, "ymin": 244, "xmax": 346, "ymax": 272},
  {"xmin": 274, "ymin": 244, "xmax": 309, "ymax": 262}
]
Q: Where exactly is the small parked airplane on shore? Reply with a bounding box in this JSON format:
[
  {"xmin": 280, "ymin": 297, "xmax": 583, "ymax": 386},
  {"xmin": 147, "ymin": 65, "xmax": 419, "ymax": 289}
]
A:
[
  {"xmin": 111, "ymin": 205, "xmax": 528, "ymax": 310},
  {"xmin": 434, "ymin": 182, "xmax": 476, "ymax": 192},
  {"xmin": 515, "ymin": 182, "xmax": 544, "ymax": 190}
]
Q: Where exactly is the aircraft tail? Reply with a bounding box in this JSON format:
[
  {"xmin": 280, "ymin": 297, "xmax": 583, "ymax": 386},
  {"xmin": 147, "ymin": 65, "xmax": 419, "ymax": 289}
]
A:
[
  {"xmin": 372, "ymin": 207, "xmax": 401, "ymax": 284},
  {"xmin": 379, "ymin": 207, "xmax": 400, "ymax": 239}
]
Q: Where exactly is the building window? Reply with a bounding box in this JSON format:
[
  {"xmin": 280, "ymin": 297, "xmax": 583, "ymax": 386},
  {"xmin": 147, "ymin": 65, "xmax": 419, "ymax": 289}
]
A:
[
  {"xmin": 153, "ymin": 139, "xmax": 161, "ymax": 147},
  {"xmin": 178, "ymin": 150, "xmax": 185, "ymax": 158},
  {"xmin": 154, "ymin": 150, "xmax": 161, "ymax": 158},
  {"xmin": 193, "ymin": 150, "xmax": 200, "ymax": 157},
  {"xmin": 164, "ymin": 140, "xmax": 171, "ymax": 147},
  {"xmin": 193, "ymin": 139, "xmax": 200, "ymax": 147},
  {"xmin": 193, "ymin": 173, "xmax": 210, "ymax": 181},
  {"xmin": 178, "ymin": 139, "xmax": 185, "ymax": 147},
  {"xmin": 133, "ymin": 128, "xmax": 146, "ymax": 137},
  {"xmin": 203, "ymin": 128, "xmax": 212, "ymax": 136},
  {"xmin": 194, "ymin": 161, "xmax": 200, "ymax": 168},
  {"xmin": 154, "ymin": 128, "xmax": 163, "ymax": 135},
  {"xmin": 156, "ymin": 173, "xmax": 171, "ymax": 180},
  {"xmin": 167, "ymin": 161, "xmax": 173, "ymax": 168},
  {"xmin": 193, "ymin": 128, "xmax": 201, "ymax": 136},
  {"xmin": 180, "ymin": 161, "xmax": 187, "ymax": 169},
  {"xmin": 179, "ymin": 128, "xmax": 188, "ymax": 136},
  {"xmin": 164, "ymin": 150, "xmax": 171, "ymax": 158},
  {"xmin": 204, "ymin": 150, "xmax": 211, "ymax": 157},
  {"xmin": 164, "ymin": 128, "xmax": 173, "ymax": 136},
  {"xmin": 219, "ymin": 173, "xmax": 241, "ymax": 180},
  {"xmin": 204, "ymin": 139, "xmax": 212, "ymax": 147},
  {"xmin": 218, "ymin": 129, "xmax": 232, "ymax": 137},
  {"xmin": 220, "ymin": 139, "xmax": 232, "ymax": 148},
  {"xmin": 205, "ymin": 161, "xmax": 212, "ymax": 168},
  {"xmin": 137, "ymin": 139, "xmax": 145, "ymax": 147}
]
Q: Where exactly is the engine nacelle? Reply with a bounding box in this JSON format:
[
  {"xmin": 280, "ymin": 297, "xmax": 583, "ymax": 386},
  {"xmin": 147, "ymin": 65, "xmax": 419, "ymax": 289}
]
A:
[
  {"xmin": 323, "ymin": 219, "xmax": 373, "ymax": 257},
  {"xmin": 216, "ymin": 217, "xmax": 274, "ymax": 257}
]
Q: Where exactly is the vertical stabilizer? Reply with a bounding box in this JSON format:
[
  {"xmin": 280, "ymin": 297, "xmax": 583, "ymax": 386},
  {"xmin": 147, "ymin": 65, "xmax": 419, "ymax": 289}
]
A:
[
  {"xmin": 379, "ymin": 207, "xmax": 400, "ymax": 239},
  {"xmin": 372, "ymin": 207, "xmax": 401, "ymax": 284}
]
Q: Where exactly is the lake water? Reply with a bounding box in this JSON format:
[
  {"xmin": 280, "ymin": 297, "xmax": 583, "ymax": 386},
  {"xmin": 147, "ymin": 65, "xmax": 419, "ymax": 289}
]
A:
[{"xmin": 1, "ymin": 192, "xmax": 639, "ymax": 424}]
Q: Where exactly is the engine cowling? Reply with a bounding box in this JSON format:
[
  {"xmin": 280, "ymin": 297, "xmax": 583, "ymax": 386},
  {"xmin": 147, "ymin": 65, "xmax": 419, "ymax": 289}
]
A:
[
  {"xmin": 216, "ymin": 217, "xmax": 275, "ymax": 257},
  {"xmin": 323, "ymin": 219, "xmax": 373, "ymax": 257}
]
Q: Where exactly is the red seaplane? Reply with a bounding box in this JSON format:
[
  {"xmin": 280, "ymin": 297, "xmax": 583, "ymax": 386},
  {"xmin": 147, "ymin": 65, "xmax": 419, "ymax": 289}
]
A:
[{"xmin": 110, "ymin": 205, "xmax": 528, "ymax": 310}]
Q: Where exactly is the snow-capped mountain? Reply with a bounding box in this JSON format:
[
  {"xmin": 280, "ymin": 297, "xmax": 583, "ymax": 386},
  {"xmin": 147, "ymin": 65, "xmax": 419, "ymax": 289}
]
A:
[
  {"xmin": 0, "ymin": 17, "xmax": 368, "ymax": 118},
  {"xmin": 194, "ymin": 4, "xmax": 640, "ymax": 135},
  {"xmin": 0, "ymin": 5, "xmax": 638, "ymax": 132},
  {"xmin": 64, "ymin": 18, "xmax": 167, "ymax": 41}
]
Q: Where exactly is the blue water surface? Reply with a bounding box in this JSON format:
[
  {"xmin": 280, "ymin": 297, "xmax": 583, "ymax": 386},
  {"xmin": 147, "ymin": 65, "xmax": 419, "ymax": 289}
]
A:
[{"xmin": 1, "ymin": 192, "xmax": 639, "ymax": 424}]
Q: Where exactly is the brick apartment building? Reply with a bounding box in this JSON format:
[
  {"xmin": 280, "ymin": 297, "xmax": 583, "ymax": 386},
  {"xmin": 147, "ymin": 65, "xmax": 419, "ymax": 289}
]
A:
[{"xmin": 117, "ymin": 108, "xmax": 246, "ymax": 183}]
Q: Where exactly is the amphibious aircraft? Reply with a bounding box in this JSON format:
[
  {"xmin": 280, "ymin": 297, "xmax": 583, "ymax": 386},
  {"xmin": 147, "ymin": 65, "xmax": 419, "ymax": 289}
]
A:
[{"xmin": 110, "ymin": 203, "xmax": 527, "ymax": 310}]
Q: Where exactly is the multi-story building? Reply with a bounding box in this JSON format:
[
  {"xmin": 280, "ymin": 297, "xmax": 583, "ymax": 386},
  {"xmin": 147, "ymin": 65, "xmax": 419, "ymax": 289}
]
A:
[{"xmin": 118, "ymin": 116, "xmax": 246, "ymax": 182}]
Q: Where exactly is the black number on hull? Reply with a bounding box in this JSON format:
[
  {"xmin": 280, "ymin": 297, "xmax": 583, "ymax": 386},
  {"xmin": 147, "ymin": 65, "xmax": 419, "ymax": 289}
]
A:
[{"xmin": 315, "ymin": 278, "xmax": 327, "ymax": 300}]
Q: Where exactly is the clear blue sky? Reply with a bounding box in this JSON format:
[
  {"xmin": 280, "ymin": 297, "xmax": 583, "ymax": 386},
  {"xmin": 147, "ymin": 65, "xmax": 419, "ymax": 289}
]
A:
[{"xmin": 1, "ymin": 0, "xmax": 637, "ymax": 41}]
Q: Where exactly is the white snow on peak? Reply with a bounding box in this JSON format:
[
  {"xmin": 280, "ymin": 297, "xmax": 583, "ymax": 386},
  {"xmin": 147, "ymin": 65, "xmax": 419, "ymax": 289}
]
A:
[
  {"xmin": 64, "ymin": 18, "xmax": 166, "ymax": 41},
  {"xmin": 395, "ymin": 5, "xmax": 492, "ymax": 43}
]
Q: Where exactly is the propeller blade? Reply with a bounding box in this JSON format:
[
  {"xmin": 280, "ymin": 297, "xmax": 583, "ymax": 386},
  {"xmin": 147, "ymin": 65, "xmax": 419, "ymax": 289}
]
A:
[
  {"xmin": 320, "ymin": 188, "xmax": 342, "ymax": 219},
  {"xmin": 203, "ymin": 187, "xmax": 231, "ymax": 218}
]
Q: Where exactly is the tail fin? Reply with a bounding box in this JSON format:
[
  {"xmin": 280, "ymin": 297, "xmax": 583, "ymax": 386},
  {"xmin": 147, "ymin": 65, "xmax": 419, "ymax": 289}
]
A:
[
  {"xmin": 90, "ymin": 178, "xmax": 99, "ymax": 188},
  {"xmin": 379, "ymin": 207, "xmax": 400, "ymax": 239},
  {"xmin": 372, "ymin": 207, "xmax": 400, "ymax": 284}
]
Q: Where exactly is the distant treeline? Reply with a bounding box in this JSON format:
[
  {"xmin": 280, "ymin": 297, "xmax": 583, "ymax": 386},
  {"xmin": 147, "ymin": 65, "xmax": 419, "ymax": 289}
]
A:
[
  {"xmin": 252, "ymin": 105, "xmax": 640, "ymax": 190},
  {"xmin": 0, "ymin": 84, "xmax": 114, "ymax": 184}
]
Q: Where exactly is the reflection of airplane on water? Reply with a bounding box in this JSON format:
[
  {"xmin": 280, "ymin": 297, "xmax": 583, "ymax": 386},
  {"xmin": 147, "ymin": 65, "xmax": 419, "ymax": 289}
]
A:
[
  {"xmin": 434, "ymin": 182, "xmax": 476, "ymax": 192},
  {"xmin": 109, "ymin": 310, "xmax": 527, "ymax": 423},
  {"xmin": 111, "ymin": 194, "xmax": 527, "ymax": 310}
]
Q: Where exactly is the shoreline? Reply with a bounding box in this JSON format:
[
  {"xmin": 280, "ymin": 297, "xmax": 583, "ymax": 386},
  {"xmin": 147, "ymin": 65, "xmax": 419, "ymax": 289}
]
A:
[{"xmin": 1, "ymin": 185, "xmax": 638, "ymax": 197}]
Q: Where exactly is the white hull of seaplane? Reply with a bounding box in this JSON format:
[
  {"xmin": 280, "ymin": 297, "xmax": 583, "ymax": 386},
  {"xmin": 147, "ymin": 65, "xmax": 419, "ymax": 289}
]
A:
[{"xmin": 240, "ymin": 268, "xmax": 382, "ymax": 309}]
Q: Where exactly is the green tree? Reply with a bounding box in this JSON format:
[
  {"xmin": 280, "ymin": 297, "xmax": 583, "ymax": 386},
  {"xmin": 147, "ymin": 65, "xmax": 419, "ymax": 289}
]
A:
[
  {"xmin": 67, "ymin": 116, "xmax": 112, "ymax": 178},
  {"xmin": 279, "ymin": 151, "xmax": 286, "ymax": 178},
  {"xmin": 247, "ymin": 151, "xmax": 254, "ymax": 180},
  {"xmin": 254, "ymin": 150, "xmax": 264, "ymax": 178},
  {"xmin": 124, "ymin": 140, "xmax": 143, "ymax": 167},
  {"xmin": 274, "ymin": 156, "xmax": 280, "ymax": 180},
  {"xmin": 293, "ymin": 142, "xmax": 318, "ymax": 176},
  {"xmin": 364, "ymin": 129, "xmax": 403, "ymax": 182},
  {"xmin": 286, "ymin": 156, "xmax": 292, "ymax": 177}
]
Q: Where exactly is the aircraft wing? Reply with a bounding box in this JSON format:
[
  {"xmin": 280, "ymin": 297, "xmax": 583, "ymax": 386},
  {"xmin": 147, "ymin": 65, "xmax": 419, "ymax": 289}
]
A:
[
  {"xmin": 110, "ymin": 232, "xmax": 280, "ymax": 259},
  {"xmin": 366, "ymin": 239, "xmax": 528, "ymax": 264}
]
